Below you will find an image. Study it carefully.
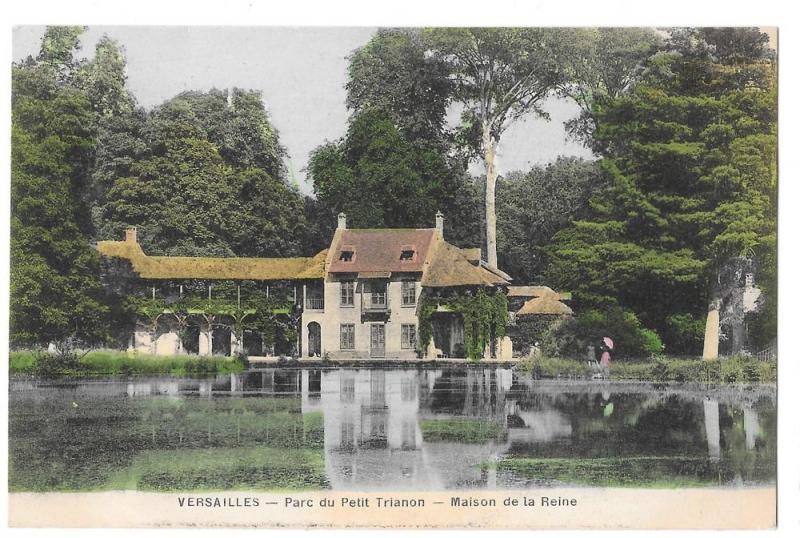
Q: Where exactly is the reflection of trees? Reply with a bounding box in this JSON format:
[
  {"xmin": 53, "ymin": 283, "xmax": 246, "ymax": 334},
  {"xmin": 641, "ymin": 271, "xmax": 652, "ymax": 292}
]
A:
[
  {"xmin": 495, "ymin": 387, "xmax": 776, "ymax": 486},
  {"xmin": 505, "ymin": 393, "xmax": 709, "ymax": 460},
  {"xmin": 717, "ymin": 398, "xmax": 776, "ymax": 483}
]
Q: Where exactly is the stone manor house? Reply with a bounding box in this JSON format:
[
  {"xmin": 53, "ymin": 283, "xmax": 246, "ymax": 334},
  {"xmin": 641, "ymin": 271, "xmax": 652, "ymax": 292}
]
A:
[{"xmin": 97, "ymin": 213, "xmax": 571, "ymax": 360}]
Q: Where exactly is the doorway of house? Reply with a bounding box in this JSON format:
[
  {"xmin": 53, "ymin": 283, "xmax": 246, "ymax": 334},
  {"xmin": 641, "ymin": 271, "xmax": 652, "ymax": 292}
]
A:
[
  {"xmin": 432, "ymin": 314, "xmax": 452, "ymax": 357},
  {"xmin": 370, "ymin": 324, "xmax": 385, "ymax": 358},
  {"xmin": 212, "ymin": 326, "xmax": 231, "ymax": 356},
  {"xmin": 308, "ymin": 322, "xmax": 321, "ymax": 357}
]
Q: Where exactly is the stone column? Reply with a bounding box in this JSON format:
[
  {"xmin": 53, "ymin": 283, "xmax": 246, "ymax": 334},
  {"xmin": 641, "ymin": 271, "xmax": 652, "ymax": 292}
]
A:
[
  {"xmin": 199, "ymin": 323, "xmax": 213, "ymax": 356},
  {"xmin": 230, "ymin": 330, "xmax": 242, "ymax": 357}
]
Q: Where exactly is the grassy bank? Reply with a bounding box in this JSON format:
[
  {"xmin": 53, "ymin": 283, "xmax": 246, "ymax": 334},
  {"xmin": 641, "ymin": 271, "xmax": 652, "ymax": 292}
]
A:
[
  {"xmin": 9, "ymin": 349, "xmax": 245, "ymax": 377},
  {"xmin": 517, "ymin": 354, "xmax": 776, "ymax": 384}
]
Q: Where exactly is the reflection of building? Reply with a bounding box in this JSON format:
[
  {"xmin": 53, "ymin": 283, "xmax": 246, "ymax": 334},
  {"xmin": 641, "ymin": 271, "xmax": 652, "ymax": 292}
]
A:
[
  {"xmin": 9, "ymin": 370, "xmax": 775, "ymax": 490},
  {"xmin": 297, "ymin": 367, "xmax": 574, "ymax": 490},
  {"xmin": 301, "ymin": 369, "xmax": 428, "ymax": 489},
  {"xmin": 98, "ymin": 213, "xmax": 509, "ymax": 359}
]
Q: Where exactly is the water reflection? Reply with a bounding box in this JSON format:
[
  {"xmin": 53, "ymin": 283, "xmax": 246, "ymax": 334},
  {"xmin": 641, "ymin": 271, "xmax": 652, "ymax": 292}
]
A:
[{"xmin": 8, "ymin": 368, "xmax": 776, "ymax": 492}]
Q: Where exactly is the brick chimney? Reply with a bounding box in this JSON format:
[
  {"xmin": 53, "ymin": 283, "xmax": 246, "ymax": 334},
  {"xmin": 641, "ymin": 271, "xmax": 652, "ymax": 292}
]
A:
[
  {"xmin": 337, "ymin": 212, "xmax": 347, "ymax": 230},
  {"xmin": 125, "ymin": 225, "xmax": 138, "ymax": 243},
  {"xmin": 435, "ymin": 210, "xmax": 444, "ymax": 234}
]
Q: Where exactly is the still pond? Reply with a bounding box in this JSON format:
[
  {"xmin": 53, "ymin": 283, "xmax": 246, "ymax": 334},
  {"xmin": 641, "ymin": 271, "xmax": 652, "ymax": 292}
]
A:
[{"xmin": 9, "ymin": 367, "xmax": 776, "ymax": 491}]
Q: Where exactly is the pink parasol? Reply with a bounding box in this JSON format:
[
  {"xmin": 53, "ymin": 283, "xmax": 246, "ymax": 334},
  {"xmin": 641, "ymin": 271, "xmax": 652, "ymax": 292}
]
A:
[{"xmin": 603, "ymin": 337, "xmax": 614, "ymax": 350}]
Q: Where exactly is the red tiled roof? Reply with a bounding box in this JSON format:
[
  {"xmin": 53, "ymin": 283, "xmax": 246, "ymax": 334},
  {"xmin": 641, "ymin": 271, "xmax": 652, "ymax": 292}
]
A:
[{"xmin": 328, "ymin": 229, "xmax": 436, "ymax": 273}]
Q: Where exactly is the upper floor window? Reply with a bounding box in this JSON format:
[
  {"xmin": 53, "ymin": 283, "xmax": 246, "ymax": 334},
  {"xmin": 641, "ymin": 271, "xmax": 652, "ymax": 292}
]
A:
[
  {"xmin": 401, "ymin": 280, "xmax": 416, "ymax": 306},
  {"xmin": 341, "ymin": 281, "xmax": 355, "ymax": 306},
  {"xmin": 370, "ymin": 281, "xmax": 387, "ymax": 308},
  {"xmin": 399, "ymin": 244, "xmax": 416, "ymax": 262},
  {"xmin": 339, "ymin": 249, "xmax": 354, "ymax": 262}
]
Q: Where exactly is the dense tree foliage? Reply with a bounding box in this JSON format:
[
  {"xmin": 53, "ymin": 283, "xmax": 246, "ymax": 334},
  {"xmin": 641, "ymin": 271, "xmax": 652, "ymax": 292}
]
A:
[
  {"xmin": 309, "ymin": 109, "xmax": 467, "ymax": 230},
  {"xmin": 496, "ymin": 157, "xmax": 606, "ymax": 283},
  {"xmin": 11, "ymin": 28, "xmax": 108, "ymax": 346},
  {"xmin": 546, "ymin": 28, "xmax": 777, "ymax": 354},
  {"xmin": 93, "ymin": 89, "xmax": 308, "ymax": 257},
  {"xmin": 346, "ymin": 29, "xmax": 453, "ymax": 143},
  {"xmin": 556, "ymin": 28, "xmax": 661, "ymax": 144}
]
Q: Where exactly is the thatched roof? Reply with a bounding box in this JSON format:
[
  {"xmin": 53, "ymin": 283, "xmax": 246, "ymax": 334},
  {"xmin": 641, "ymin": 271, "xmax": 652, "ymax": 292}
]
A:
[
  {"xmin": 461, "ymin": 248, "xmax": 482, "ymax": 264},
  {"xmin": 97, "ymin": 224, "xmax": 509, "ymax": 288},
  {"xmin": 516, "ymin": 295, "xmax": 574, "ymax": 316},
  {"xmin": 97, "ymin": 240, "xmax": 326, "ymax": 281},
  {"xmin": 508, "ymin": 285, "xmax": 571, "ymax": 301},
  {"xmin": 421, "ymin": 235, "xmax": 508, "ymax": 288}
]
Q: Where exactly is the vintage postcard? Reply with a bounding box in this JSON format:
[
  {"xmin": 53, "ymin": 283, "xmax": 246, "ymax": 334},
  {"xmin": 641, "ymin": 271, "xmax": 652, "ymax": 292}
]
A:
[{"xmin": 7, "ymin": 21, "xmax": 779, "ymax": 529}]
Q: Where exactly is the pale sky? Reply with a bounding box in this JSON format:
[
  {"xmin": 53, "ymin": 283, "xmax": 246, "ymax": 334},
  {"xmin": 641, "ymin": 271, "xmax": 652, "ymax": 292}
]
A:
[{"xmin": 12, "ymin": 26, "xmax": 593, "ymax": 193}]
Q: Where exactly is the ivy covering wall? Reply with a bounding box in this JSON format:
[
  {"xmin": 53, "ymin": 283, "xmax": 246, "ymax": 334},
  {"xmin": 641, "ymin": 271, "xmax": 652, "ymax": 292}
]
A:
[
  {"xmin": 418, "ymin": 288, "xmax": 508, "ymax": 360},
  {"xmin": 124, "ymin": 279, "xmax": 300, "ymax": 354}
]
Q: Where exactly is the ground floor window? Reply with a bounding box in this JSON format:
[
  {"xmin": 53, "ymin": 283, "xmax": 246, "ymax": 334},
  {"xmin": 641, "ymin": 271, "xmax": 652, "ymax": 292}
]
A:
[
  {"xmin": 340, "ymin": 323, "xmax": 355, "ymax": 350},
  {"xmin": 401, "ymin": 324, "xmax": 417, "ymax": 349}
]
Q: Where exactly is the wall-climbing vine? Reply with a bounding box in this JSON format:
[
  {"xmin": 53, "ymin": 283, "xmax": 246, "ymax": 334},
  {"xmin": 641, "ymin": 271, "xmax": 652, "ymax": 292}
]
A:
[
  {"xmin": 124, "ymin": 279, "xmax": 299, "ymax": 353},
  {"xmin": 418, "ymin": 288, "xmax": 508, "ymax": 360}
]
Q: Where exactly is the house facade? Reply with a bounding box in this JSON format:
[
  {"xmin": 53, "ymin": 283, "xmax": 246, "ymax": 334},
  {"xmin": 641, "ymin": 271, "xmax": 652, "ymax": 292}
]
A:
[{"xmin": 97, "ymin": 212, "xmax": 511, "ymax": 360}]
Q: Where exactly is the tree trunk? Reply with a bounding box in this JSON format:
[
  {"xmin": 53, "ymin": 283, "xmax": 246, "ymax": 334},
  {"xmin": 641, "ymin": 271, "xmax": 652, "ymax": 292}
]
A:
[
  {"xmin": 483, "ymin": 121, "xmax": 498, "ymax": 268},
  {"xmin": 702, "ymin": 297, "xmax": 721, "ymax": 361}
]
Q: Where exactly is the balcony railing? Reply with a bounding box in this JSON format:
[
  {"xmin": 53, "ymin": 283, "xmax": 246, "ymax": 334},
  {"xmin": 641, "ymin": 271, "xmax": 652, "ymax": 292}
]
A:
[{"xmin": 306, "ymin": 296, "xmax": 324, "ymax": 310}]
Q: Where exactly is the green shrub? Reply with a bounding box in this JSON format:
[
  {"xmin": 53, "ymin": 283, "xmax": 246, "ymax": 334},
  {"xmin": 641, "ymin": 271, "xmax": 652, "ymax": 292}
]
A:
[
  {"xmin": 9, "ymin": 351, "xmax": 37, "ymax": 373},
  {"xmin": 664, "ymin": 313, "xmax": 705, "ymax": 355},
  {"xmin": 604, "ymin": 355, "xmax": 776, "ymax": 384},
  {"xmin": 540, "ymin": 307, "xmax": 663, "ymax": 360},
  {"xmin": 10, "ymin": 348, "xmax": 245, "ymax": 377},
  {"xmin": 517, "ymin": 355, "xmax": 590, "ymax": 379},
  {"xmin": 639, "ymin": 328, "xmax": 664, "ymax": 355}
]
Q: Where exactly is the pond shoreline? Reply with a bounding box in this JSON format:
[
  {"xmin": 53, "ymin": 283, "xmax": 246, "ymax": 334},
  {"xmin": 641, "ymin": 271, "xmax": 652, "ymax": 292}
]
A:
[{"xmin": 9, "ymin": 349, "xmax": 777, "ymax": 385}]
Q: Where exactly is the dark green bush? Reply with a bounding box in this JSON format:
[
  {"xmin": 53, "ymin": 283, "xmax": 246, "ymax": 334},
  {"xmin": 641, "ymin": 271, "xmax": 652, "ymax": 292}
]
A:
[{"xmin": 540, "ymin": 307, "xmax": 663, "ymax": 360}]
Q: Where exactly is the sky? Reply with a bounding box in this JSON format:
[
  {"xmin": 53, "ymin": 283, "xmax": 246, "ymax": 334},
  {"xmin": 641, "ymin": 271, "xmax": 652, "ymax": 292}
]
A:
[{"xmin": 12, "ymin": 25, "xmax": 593, "ymax": 193}]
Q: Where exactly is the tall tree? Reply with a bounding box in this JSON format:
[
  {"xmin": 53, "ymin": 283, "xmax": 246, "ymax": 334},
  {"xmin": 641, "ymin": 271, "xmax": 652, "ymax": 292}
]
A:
[
  {"xmin": 556, "ymin": 28, "xmax": 661, "ymax": 144},
  {"xmin": 423, "ymin": 28, "xmax": 565, "ymax": 267},
  {"xmin": 545, "ymin": 28, "xmax": 776, "ymax": 355},
  {"xmin": 35, "ymin": 25, "xmax": 86, "ymax": 83},
  {"xmin": 321, "ymin": 28, "xmax": 480, "ymax": 246},
  {"xmin": 347, "ymin": 28, "xmax": 454, "ymax": 143},
  {"xmin": 76, "ymin": 35, "xmax": 136, "ymax": 118},
  {"xmin": 11, "ymin": 28, "xmax": 108, "ymax": 345}
]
